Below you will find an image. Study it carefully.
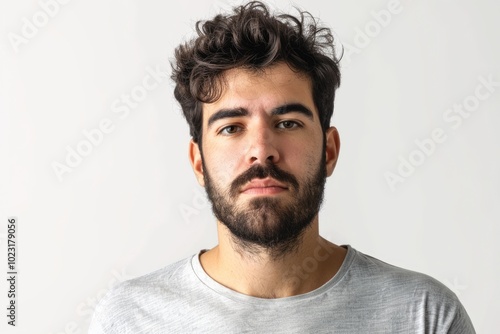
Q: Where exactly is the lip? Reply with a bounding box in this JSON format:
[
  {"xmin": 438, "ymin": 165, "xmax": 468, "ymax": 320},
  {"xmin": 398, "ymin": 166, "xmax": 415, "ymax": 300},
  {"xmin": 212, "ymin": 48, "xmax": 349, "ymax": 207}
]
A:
[{"xmin": 240, "ymin": 178, "xmax": 288, "ymax": 195}]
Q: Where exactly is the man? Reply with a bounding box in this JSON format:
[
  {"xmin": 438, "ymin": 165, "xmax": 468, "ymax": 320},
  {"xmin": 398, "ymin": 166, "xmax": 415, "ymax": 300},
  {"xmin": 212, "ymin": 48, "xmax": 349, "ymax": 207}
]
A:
[{"xmin": 90, "ymin": 2, "xmax": 475, "ymax": 333}]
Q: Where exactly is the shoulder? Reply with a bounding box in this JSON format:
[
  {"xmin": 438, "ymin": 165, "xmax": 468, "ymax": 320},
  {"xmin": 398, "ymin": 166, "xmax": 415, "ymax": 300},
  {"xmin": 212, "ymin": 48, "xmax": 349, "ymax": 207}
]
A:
[
  {"xmin": 344, "ymin": 247, "xmax": 475, "ymax": 333},
  {"xmin": 107, "ymin": 255, "xmax": 191, "ymax": 299},
  {"xmin": 348, "ymin": 247, "xmax": 456, "ymax": 299},
  {"xmin": 89, "ymin": 255, "xmax": 194, "ymax": 333}
]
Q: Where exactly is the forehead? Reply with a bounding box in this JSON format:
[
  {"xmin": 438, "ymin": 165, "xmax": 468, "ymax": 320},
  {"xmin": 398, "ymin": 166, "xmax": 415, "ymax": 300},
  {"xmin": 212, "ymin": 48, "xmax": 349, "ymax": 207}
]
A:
[{"xmin": 203, "ymin": 63, "xmax": 316, "ymax": 118}]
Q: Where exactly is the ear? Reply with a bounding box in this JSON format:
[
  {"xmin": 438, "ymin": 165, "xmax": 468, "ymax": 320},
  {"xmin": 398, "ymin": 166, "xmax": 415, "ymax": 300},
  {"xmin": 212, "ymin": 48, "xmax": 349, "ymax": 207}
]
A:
[
  {"xmin": 189, "ymin": 139, "xmax": 205, "ymax": 187},
  {"xmin": 325, "ymin": 127, "xmax": 340, "ymax": 177}
]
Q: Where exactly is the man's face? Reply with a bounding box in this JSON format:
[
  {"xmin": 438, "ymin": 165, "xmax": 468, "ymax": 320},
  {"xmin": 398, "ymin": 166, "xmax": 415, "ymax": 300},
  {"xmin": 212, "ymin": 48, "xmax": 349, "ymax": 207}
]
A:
[{"xmin": 189, "ymin": 62, "xmax": 339, "ymax": 255}]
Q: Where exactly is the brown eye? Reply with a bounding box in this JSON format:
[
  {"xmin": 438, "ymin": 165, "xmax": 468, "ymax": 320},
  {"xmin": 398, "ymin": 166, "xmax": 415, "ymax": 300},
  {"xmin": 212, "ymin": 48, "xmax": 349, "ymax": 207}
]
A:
[
  {"xmin": 277, "ymin": 120, "xmax": 299, "ymax": 129},
  {"xmin": 220, "ymin": 125, "xmax": 241, "ymax": 135}
]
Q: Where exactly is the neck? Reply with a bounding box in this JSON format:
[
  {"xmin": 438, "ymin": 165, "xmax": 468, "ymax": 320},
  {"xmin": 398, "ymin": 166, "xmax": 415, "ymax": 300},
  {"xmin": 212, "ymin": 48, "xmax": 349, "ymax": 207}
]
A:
[{"xmin": 199, "ymin": 217, "xmax": 347, "ymax": 298}]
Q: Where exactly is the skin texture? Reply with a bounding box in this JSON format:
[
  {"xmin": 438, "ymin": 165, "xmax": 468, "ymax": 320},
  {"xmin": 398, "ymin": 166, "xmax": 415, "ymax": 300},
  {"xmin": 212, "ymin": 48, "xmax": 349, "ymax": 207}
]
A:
[{"xmin": 189, "ymin": 62, "xmax": 346, "ymax": 298}]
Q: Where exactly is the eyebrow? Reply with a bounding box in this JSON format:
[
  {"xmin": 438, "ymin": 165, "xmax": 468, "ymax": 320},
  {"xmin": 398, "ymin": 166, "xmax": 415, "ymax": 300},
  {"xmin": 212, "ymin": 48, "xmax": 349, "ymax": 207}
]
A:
[
  {"xmin": 207, "ymin": 103, "xmax": 314, "ymax": 129},
  {"xmin": 271, "ymin": 103, "xmax": 313, "ymax": 119}
]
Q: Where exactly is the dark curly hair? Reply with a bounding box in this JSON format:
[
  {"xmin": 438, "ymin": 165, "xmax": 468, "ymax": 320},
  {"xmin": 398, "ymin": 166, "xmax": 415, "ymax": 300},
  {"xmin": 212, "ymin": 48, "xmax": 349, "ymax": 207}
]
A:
[{"xmin": 171, "ymin": 1, "xmax": 341, "ymax": 144}]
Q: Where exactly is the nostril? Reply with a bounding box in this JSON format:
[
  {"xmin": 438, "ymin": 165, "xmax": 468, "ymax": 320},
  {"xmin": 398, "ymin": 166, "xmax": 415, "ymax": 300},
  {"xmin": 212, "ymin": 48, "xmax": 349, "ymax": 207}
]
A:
[{"xmin": 247, "ymin": 140, "xmax": 279, "ymax": 164}]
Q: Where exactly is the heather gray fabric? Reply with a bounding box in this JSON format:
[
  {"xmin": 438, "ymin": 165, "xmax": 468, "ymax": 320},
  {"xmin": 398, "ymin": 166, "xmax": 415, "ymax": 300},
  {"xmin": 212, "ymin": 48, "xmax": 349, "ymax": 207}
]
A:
[{"xmin": 89, "ymin": 246, "xmax": 475, "ymax": 333}]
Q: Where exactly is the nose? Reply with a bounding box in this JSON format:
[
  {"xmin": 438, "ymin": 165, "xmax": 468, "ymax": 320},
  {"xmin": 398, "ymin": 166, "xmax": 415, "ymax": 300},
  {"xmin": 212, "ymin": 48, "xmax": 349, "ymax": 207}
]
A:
[{"xmin": 246, "ymin": 126, "xmax": 280, "ymax": 165}]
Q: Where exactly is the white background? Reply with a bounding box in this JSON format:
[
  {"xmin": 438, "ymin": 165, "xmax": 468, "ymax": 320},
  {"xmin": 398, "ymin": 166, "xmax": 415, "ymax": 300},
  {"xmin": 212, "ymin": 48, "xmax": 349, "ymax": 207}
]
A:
[{"xmin": 1, "ymin": 0, "xmax": 499, "ymax": 333}]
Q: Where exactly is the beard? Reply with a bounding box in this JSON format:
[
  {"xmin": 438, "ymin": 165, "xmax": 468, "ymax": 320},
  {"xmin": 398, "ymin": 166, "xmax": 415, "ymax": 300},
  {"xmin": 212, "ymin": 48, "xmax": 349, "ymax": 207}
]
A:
[{"xmin": 201, "ymin": 143, "xmax": 327, "ymax": 259}]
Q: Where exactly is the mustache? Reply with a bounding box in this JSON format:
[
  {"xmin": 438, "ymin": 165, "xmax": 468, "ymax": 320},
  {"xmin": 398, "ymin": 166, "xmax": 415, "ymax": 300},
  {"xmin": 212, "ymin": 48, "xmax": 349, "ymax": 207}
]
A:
[{"xmin": 230, "ymin": 162, "xmax": 299, "ymax": 196}]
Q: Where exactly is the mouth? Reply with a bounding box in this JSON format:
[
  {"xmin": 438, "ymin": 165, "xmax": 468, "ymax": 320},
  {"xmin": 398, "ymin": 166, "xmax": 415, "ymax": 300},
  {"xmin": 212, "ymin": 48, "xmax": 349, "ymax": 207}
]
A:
[{"xmin": 240, "ymin": 178, "xmax": 288, "ymax": 195}]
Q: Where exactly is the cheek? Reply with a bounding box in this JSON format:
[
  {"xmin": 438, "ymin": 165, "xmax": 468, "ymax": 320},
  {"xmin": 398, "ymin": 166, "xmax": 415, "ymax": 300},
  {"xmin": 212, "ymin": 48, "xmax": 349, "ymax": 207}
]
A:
[
  {"xmin": 205, "ymin": 154, "xmax": 239, "ymax": 186},
  {"xmin": 286, "ymin": 138, "xmax": 322, "ymax": 162},
  {"xmin": 203, "ymin": 138, "xmax": 247, "ymax": 186},
  {"xmin": 287, "ymin": 141, "xmax": 324, "ymax": 178}
]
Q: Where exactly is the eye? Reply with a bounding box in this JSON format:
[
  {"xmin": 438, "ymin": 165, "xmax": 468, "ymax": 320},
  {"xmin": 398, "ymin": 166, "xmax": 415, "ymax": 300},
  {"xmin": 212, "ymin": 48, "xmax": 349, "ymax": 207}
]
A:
[
  {"xmin": 219, "ymin": 125, "xmax": 242, "ymax": 135},
  {"xmin": 277, "ymin": 120, "xmax": 300, "ymax": 129}
]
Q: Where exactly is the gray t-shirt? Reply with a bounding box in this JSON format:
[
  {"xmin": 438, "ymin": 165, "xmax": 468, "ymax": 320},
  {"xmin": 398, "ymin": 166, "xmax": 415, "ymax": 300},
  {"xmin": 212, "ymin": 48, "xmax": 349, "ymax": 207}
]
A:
[{"xmin": 89, "ymin": 246, "xmax": 475, "ymax": 333}]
